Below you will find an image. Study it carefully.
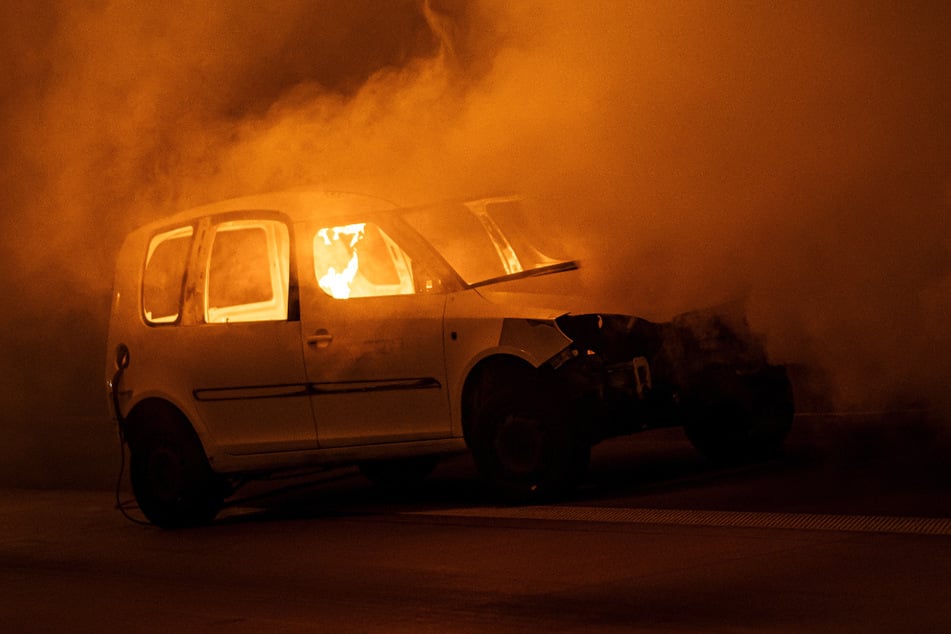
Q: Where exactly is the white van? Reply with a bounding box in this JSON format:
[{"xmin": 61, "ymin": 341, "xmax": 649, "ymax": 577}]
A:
[{"xmin": 106, "ymin": 191, "xmax": 793, "ymax": 527}]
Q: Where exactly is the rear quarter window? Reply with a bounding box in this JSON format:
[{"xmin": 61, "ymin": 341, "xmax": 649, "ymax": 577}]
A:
[{"xmin": 142, "ymin": 226, "xmax": 194, "ymax": 324}]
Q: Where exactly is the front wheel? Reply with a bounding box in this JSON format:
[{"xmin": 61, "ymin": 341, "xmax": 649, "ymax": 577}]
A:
[
  {"xmin": 469, "ymin": 376, "xmax": 589, "ymax": 503},
  {"xmin": 129, "ymin": 414, "xmax": 225, "ymax": 528}
]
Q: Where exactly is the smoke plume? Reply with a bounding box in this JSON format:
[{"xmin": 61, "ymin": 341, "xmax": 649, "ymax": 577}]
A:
[{"xmin": 1, "ymin": 0, "xmax": 949, "ymax": 485}]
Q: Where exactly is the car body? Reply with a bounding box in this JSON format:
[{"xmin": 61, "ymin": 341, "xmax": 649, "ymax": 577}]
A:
[{"xmin": 106, "ymin": 191, "xmax": 793, "ymax": 527}]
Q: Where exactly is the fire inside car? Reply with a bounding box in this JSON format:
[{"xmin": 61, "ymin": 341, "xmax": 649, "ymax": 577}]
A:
[{"xmin": 314, "ymin": 222, "xmax": 416, "ymax": 299}]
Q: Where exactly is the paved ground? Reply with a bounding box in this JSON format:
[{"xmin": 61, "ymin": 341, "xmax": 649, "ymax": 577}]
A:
[{"xmin": 2, "ymin": 412, "xmax": 950, "ymax": 632}]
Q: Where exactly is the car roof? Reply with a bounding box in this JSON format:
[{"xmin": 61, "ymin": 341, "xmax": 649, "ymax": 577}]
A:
[{"xmin": 132, "ymin": 190, "xmax": 400, "ymax": 237}]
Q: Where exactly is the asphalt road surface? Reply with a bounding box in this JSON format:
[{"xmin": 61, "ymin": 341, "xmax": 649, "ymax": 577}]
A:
[{"xmin": 2, "ymin": 413, "xmax": 949, "ymax": 632}]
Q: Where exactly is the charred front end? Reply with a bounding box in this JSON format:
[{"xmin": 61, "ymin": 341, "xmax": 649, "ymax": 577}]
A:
[{"xmin": 552, "ymin": 307, "xmax": 794, "ymax": 461}]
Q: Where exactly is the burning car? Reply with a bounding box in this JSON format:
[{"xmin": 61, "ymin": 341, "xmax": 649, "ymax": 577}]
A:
[{"xmin": 106, "ymin": 191, "xmax": 793, "ymax": 527}]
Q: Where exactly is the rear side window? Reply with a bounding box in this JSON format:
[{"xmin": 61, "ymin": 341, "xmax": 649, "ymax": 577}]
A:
[
  {"xmin": 143, "ymin": 226, "xmax": 193, "ymax": 324},
  {"xmin": 205, "ymin": 220, "xmax": 290, "ymax": 323}
]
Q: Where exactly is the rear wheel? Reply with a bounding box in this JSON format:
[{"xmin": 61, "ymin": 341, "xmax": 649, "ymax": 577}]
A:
[
  {"xmin": 469, "ymin": 371, "xmax": 589, "ymax": 502},
  {"xmin": 129, "ymin": 411, "xmax": 225, "ymax": 528}
]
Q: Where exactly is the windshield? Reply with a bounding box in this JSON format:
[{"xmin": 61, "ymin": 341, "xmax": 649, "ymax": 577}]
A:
[{"xmin": 400, "ymin": 197, "xmax": 577, "ymax": 287}]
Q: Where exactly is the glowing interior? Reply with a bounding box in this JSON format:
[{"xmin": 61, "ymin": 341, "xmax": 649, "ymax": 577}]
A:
[
  {"xmin": 313, "ymin": 222, "xmax": 415, "ymax": 299},
  {"xmin": 204, "ymin": 220, "xmax": 290, "ymax": 323},
  {"xmin": 316, "ymin": 223, "xmax": 366, "ymax": 299}
]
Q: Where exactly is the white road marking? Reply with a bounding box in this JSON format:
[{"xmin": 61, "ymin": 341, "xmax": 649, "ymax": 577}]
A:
[{"xmin": 405, "ymin": 506, "xmax": 951, "ymax": 536}]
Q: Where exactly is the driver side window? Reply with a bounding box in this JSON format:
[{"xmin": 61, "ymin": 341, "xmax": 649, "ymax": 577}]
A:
[{"xmin": 312, "ymin": 222, "xmax": 415, "ymax": 299}]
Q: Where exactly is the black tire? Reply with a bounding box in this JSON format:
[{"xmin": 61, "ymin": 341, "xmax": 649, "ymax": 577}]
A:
[
  {"xmin": 359, "ymin": 455, "xmax": 440, "ymax": 490},
  {"xmin": 469, "ymin": 375, "xmax": 589, "ymax": 503},
  {"xmin": 682, "ymin": 364, "xmax": 794, "ymax": 464},
  {"xmin": 129, "ymin": 413, "xmax": 224, "ymax": 528}
]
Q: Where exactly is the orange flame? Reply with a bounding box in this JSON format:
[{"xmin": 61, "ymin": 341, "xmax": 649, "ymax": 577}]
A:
[{"xmin": 316, "ymin": 223, "xmax": 366, "ymax": 299}]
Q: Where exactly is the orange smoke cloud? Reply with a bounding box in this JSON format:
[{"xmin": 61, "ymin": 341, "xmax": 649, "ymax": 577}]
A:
[
  {"xmin": 192, "ymin": 1, "xmax": 950, "ymax": 409},
  {"xmin": 1, "ymin": 0, "xmax": 950, "ymax": 432}
]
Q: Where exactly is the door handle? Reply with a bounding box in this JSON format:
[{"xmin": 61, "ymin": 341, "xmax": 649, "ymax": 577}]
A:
[{"xmin": 306, "ymin": 329, "xmax": 333, "ymax": 348}]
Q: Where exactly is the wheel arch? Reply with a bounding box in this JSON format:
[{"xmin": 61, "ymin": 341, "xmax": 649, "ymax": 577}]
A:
[{"xmin": 122, "ymin": 397, "xmax": 206, "ymax": 456}]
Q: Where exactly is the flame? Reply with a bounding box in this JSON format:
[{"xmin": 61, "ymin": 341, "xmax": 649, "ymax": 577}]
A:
[{"xmin": 316, "ymin": 223, "xmax": 366, "ymax": 299}]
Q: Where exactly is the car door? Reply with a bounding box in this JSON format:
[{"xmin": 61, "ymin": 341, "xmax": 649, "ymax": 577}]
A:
[
  {"xmin": 176, "ymin": 214, "xmax": 317, "ymax": 455},
  {"xmin": 296, "ymin": 216, "xmax": 452, "ymax": 448}
]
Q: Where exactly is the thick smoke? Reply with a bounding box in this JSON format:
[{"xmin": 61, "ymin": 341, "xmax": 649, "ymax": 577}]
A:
[{"xmin": 1, "ymin": 1, "xmax": 949, "ymax": 485}]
